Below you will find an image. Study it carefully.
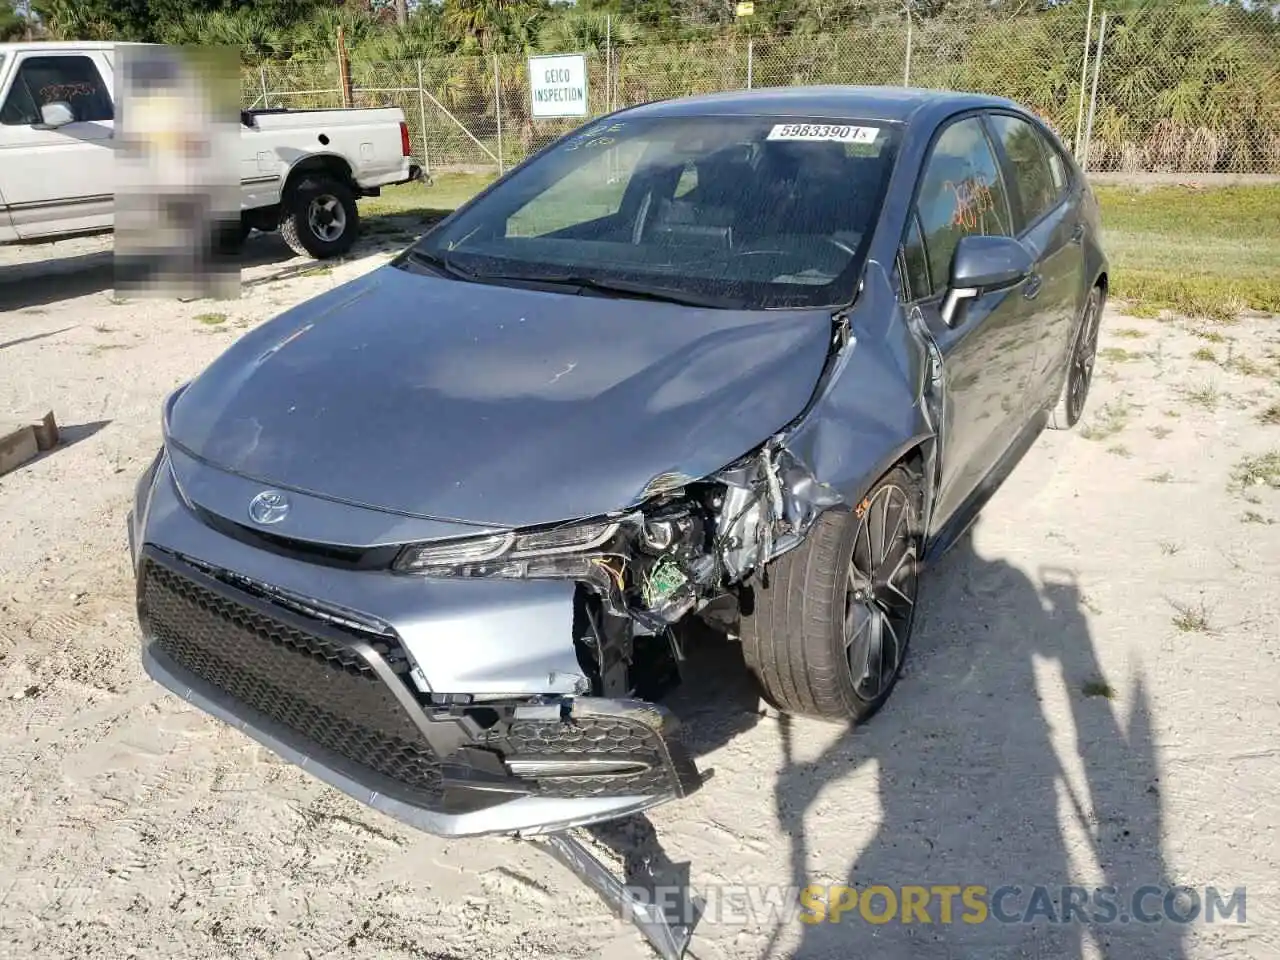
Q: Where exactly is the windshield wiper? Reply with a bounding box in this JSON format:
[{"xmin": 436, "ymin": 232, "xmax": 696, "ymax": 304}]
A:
[
  {"xmin": 403, "ymin": 248, "xmax": 477, "ymax": 282},
  {"xmin": 491, "ymin": 272, "xmax": 743, "ymax": 310},
  {"xmin": 404, "ymin": 253, "xmax": 740, "ymax": 309}
]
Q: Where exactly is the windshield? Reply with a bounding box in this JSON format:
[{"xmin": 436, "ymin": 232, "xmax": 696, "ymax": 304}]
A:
[{"xmin": 405, "ymin": 115, "xmax": 901, "ymax": 309}]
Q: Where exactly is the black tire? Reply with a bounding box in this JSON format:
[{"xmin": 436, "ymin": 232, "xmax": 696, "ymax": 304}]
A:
[
  {"xmin": 211, "ymin": 215, "xmax": 250, "ymax": 258},
  {"xmin": 741, "ymin": 465, "xmax": 923, "ymax": 723},
  {"xmin": 279, "ymin": 174, "xmax": 359, "ymax": 259},
  {"xmin": 1050, "ymin": 284, "xmax": 1104, "ymax": 430}
]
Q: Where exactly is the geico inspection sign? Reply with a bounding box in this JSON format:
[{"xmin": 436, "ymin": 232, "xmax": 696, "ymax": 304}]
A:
[{"xmin": 528, "ymin": 53, "xmax": 588, "ymax": 119}]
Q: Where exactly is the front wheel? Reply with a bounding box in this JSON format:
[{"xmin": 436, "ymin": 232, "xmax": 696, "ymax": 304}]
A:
[
  {"xmin": 740, "ymin": 465, "xmax": 923, "ymax": 723},
  {"xmin": 1050, "ymin": 285, "xmax": 1104, "ymax": 430},
  {"xmin": 279, "ymin": 175, "xmax": 359, "ymax": 259}
]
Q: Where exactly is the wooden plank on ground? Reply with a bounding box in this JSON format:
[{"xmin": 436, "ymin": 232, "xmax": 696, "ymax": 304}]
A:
[
  {"xmin": 17, "ymin": 409, "xmax": 59, "ymax": 450},
  {"xmin": 0, "ymin": 423, "xmax": 39, "ymax": 477}
]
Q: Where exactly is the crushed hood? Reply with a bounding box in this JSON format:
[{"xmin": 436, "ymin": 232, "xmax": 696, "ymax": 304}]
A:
[{"xmin": 167, "ymin": 264, "xmax": 834, "ymax": 529}]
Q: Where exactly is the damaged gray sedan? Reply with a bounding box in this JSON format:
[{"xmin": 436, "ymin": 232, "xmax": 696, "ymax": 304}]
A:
[{"xmin": 130, "ymin": 87, "xmax": 1108, "ymax": 838}]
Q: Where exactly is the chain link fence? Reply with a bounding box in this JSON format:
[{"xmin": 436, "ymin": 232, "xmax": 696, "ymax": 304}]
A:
[{"xmin": 242, "ymin": 3, "xmax": 1280, "ymax": 177}]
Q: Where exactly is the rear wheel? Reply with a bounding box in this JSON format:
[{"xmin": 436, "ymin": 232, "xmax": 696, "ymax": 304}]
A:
[
  {"xmin": 740, "ymin": 465, "xmax": 923, "ymax": 723},
  {"xmin": 211, "ymin": 215, "xmax": 250, "ymax": 257},
  {"xmin": 280, "ymin": 174, "xmax": 359, "ymax": 259},
  {"xmin": 1050, "ymin": 285, "xmax": 1104, "ymax": 430}
]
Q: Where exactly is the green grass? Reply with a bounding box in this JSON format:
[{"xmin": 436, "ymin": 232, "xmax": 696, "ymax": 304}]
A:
[
  {"xmin": 1170, "ymin": 599, "xmax": 1213, "ymax": 634},
  {"xmin": 1180, "ymin": 381, "xmax": 1222, "ymax": 410},
  {"xmin": 196, "ymin": 313, "xmax": 227, "ymax": 326},
  {"xmin": 1079, "ymin": 399, "xmax": 1131, "ymax": 441},
  {"xmin": 1095, "ymin": 185, "xmax": 1280, "ymax": 318},
  {"xmin": 1081, "ymin": 679, "xmax": 1116, "ymax": 699},
  {"xmin": 360, "ymin": 174, "xmax": 496, "ymax": 221},
  {"xmin": 1230, "ymin": 449, "xmax": 1280, "ymax": 491},
  {"xmin": 1099, "ymin": 346, "xmax": 1145, "ymax": 363},
  {"xmin": 360, "ymin": 177, "xmax": 1280, "ymax": 321}
]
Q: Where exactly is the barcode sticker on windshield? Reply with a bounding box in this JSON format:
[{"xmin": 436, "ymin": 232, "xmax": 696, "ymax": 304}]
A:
[{"xmin": 767, "ymin": 123, "xmax": 880, "ymax": 144}]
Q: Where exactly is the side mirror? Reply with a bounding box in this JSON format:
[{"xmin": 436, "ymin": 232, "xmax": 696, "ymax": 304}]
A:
[
  {"xmin": 940, "ymin": 234, "xmax": 1035, "ymax": 327},
  {"xmin": 37, "ymin": 101, "xmax": 76, "ymax": 129}
]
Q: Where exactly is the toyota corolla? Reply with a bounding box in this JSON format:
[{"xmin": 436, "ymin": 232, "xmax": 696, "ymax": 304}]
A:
[{"xmin": 130, "ymin": 86, "xmax": 1107, "ymax": 838}]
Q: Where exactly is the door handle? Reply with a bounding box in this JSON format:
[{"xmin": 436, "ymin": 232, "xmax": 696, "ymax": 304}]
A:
[
  {"xmin": 1023, "ymin": 272, "xmax": 1043, "ymax": 300},
  {"xmin": 1069, "ymin": 223, "xmax": 1085, "ymax": 245}
]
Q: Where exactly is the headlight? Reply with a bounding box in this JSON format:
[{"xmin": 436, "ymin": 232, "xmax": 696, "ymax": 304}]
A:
[
  {"xmin": 395, "ymin": 532, "xmax": 515, "ymax": 569},
  {"xmin": 393, "ymin": 519, "xmax": 623, "ymax": 574}
]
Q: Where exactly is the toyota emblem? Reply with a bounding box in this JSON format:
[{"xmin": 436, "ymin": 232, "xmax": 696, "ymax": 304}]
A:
[{"xmin": 248, "ymin": 490, "xmax": 290, "ymax": 525}]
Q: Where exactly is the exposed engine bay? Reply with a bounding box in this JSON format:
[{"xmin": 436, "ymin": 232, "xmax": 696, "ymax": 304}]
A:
[{"xmin": 388, "ymin": 436, "xmax": 843, "ymax": 706}]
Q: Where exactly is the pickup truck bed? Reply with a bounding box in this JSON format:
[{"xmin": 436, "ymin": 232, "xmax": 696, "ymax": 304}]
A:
[{"xmin": 0, "ymin": 41, "xmax": 423, "ymax": 259}]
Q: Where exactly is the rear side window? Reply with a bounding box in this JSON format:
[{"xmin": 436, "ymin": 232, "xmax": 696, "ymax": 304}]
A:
[
  {"xmin": 914, "ymin": 116, "xmax": 1014, "ymax": 289},
  {"xmin": 1045, "ymin": 141, "xmax": 1069, "ymax": 195},
  {"xmin": 989, "ymin": 114, "xmax": 1058, "ymax": 232},
  {"xmin": 1, "ymin": 55, "xmax": 114, "ymax": 126}
]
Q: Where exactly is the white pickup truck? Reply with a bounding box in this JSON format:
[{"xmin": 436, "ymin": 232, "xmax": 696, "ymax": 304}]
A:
[{"xmin": 0, "ymin": 41, "xmax": 423, "ymax": 258}]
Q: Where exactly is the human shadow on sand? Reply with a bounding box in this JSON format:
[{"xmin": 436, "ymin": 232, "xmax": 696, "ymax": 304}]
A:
[
  {"xmin": 576, "ymin": 520, "xmax": 1189, "ymax": 960},
  {"xmin": 764, "ymin": 523, "xmax": 1188, "ymax": 960}
]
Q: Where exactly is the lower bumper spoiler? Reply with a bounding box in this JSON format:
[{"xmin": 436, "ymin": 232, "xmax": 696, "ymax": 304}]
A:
[
  {"xmin": 142, "ymin": 642, "xmax": 676, "ymax": 837},
  {"xmin": 136, "ymin": 544, "xmax": 704, "ymax": 838}
]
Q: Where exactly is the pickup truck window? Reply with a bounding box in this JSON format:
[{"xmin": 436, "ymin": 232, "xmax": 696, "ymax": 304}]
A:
[{"xmin": 1, "ymin": 56, "xmax": 113, "ymax": 126}]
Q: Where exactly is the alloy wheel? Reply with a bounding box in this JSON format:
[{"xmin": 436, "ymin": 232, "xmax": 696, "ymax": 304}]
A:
[
  {"xmin": 307, "ymin": 194, "xmax": 347, "ymax": 243},
  {"xmin": 1067, "ymin": 293, "xmax": 1102, "ymax": 424},
  {"xmin": 844, "ymin": 483, "xmax": 920, "ymax": 702}
]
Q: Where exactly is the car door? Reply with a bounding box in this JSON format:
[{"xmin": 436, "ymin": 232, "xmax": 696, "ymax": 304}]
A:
[
  {"xmin": 898, "ymin": 113, "xmax": 1040, "ymax": 538},
  {"xmin": 0, "ymin": 52, "xmax": 116, "ymax": 240},
  {"xmin": 985, "ymin": 111, "xmax": 1086, "ymax": 411}
]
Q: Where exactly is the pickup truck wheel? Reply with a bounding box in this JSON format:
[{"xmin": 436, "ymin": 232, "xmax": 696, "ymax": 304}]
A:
[
  {"xmin": 740, "ymin": 465, "xmax": 922, "ymax": 723},
  {"xmin": 212, "ymin": 216, "xmax": 251, "ymax": 257},
  {"xmin": 280, "ymin": 175, "xmax": 359, "ymax": 259}
]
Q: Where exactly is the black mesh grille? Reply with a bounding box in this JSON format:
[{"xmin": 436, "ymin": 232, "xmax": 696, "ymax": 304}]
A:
[
  {"xmin": 486, "ymin": 715, "xmax": 693, "ymax": 799},
  {"xmin": 140, "ymin": 556, "xmax": 442, "ymax": 801}
]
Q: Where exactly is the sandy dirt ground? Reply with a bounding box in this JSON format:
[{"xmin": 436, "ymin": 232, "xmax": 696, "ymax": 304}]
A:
[{"xmin": 1, "ymin": 225, "xmax": 1278, "ymax": 960}]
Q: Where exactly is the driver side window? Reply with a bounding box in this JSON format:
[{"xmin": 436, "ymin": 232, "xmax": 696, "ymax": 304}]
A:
[
  {"xmin": 912, "ymin": 116, "xmax": 1014, "ymax": 293},
  {"xmin": 1, "ymin": 55, "xmax": 113, "ymax": 126}
]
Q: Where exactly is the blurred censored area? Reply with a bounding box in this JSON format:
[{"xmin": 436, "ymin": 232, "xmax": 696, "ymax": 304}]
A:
[{"xmin": 114, "ymin": 45, "xmax": 240, "ymax": 301}]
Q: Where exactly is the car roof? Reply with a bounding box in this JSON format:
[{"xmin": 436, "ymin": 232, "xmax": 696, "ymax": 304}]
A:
[{"xmin": 616, "ymin": 85, "xmax": 1021, "ymax": 125}]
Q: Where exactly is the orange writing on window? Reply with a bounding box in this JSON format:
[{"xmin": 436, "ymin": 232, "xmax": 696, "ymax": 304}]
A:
[
  {"xmin": 38, "ymin": 82, "xmax": 96, "ymax": 105},
  {"xmin": 943, "ymin": 177, "xmax": 995, "ymax": 231}
]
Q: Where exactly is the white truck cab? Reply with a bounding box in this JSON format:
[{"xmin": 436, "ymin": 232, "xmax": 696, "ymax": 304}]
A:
[{"xmin": 0, "ymin": 41, "xmax": 422, "ymax": 258}]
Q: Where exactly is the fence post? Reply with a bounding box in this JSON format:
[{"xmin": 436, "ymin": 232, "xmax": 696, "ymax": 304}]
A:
[
  {"xmin": 1073, "ymin": 0, "xmax": 1095, "ymax": 161},
  {"xmin": 259, "ymin": 64, "xmax": 269, "ymax": 110},
  {"xmin": 747, "ymin": 40, "xmax": 753, "ymax": 89},
  {"xmin": 606, "ymin": 15, "xmax": 612, "ymax": 114},
  {"xmin": 1082, "ymin": 11, "xmax": 1107, "ymax": 173},
  {"xmin": 416, "ymin": 59, "xmax": 430, "ymax": 177},
  {"xmin": 902, "ymin": 3, "xmax": 913, "ymax": 86},
  {"xmin": 493, "ymin": 54, "xmax": 504, "ymax": 176},
  {"xmin": 336, "ymin": 26, "xmax": 353, "ymax": 108}
]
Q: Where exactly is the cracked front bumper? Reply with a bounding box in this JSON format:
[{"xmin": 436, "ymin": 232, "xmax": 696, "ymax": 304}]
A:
[{"xmin": 131, "ymin": 458, "xmax": 703, "ymax": 838}]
